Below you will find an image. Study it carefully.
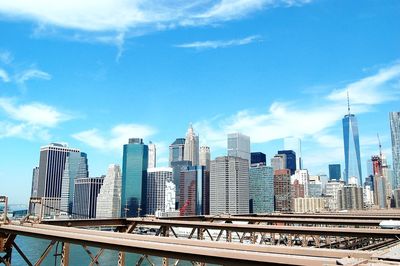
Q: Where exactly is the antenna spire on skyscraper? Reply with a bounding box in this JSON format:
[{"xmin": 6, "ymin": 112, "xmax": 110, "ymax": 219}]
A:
[{"xmin": 347, "ymin": 90, "xmax": 351, "ymax": 115}]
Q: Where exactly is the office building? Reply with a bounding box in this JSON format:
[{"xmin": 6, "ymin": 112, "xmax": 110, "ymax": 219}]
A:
[
  {"xmin": 148, "ymin": 141, "xmax": 156, "ymax": 168},
  {"xmin": 329, "ymin": 164, "xmax": 341, "ymax": 181},
  {"xmin": 277, "ymin": 150, "xmax": 296, "ymax": 175},
  {"xmin": 171, "ymin": 160, "xmax": 192, "ymax": 209},
  {"xmin": 292, "ymin": 169, "xmax": 309, "ymax": 197},
  {"xmin": 199, "ymin": 146, "xmax": 211, "ymax": 171},
  {"xmin": 169, "ymin": 138, "xmax": 185, "ymax": 166},
  {"xmin": 146, "ymin": 167, "xmax": 174, "ymax": 215},
  {"xmin": 179, "ymin": 166, "xmax": 209, "ymax": 216},
  {"xmin": 274, "ymin": 169, "xmax": 292, "ymax": 212},
  {"xmin": 227, "ymin": 133, "xmax": 250, "ymax": 165},
  {"xmin": 121, "ymin": 138, "xmax": 148, "ymax": 217},
  {"xmin": 210, "ymin": 156, "xmax": 249, "ymax": 215},
  {"xmin": 338, "ymin": 184, "xmax": 364, "ymax": 210},
  {"xmin": 31, "ymin": 167, "xmax": 39, "ymax": 198},
  {"xmin": 249, "ymin": 164, "xmax": 274, "ymax": 213},
  {"xmin": 271, "ymin": 154, "xmax": 286, "ymax": 171},
  {"xmin": 284, "ymin": 137, "xmax": 302, "ymax": 169},
  {"xmin": 394, "ymin": 188, "xmax": 400, "ymax": 208},
  {"xmin": 390, "ymin": 112, "xmax": 400, "ymax": 189},
  {"xmin": 96, "ymin": 164, "xmax": 122, "ymax": 218},
  {"xmin": 294, "ymin": 198, "xmax": 325, "ymax": 213},
  {"xmin": 184, "ymin": 124, "xmax": 199, "ymax": 165},
  {"xmin": 251, "ymin": 152, "xmax": 266, "ymax": 165},
  {"xmin": 342, "ymin": 97, "xmax": 362, "ymax": 186},
  {"xmin": 326, "ymin": 180, "xmax": 345, "ymax": 211},
  {"xmin": 72, "ymin": 177, "xmax": 104, "ymax": 219}
]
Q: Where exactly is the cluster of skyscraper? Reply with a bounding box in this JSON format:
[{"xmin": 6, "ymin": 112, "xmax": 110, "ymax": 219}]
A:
[{"xmin": 29, "ymin": 107, "xmax": 400, "ymax": 218}]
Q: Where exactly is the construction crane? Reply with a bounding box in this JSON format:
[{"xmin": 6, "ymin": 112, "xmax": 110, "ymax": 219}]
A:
[
  {"xmin": 377, "ymin": 133, "xmax": 382, "ymax": 159},
  {"xmin": 179, "ymin": 200, "xmax": 190, "ymax": 216}
]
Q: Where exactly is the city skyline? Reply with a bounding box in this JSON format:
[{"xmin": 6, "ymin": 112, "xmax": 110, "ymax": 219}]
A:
[{"xmin": 0, "ymin": 1, "xmax": 400, "ymax": 204}]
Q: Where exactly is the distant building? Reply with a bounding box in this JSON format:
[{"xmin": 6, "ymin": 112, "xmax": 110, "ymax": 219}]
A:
[
  {"xmin": 284, "ymin": 137, "xmax": 302, "ymax": 170},
  {"xmin": 294, "ymin": 198, "xmax": 325, "ymax": 213},
  {"xmin": 274, "ymin": 169, "xmax": 292, "ymax": 212},
  {"xmin": 169, "ymin": 138, "xmax": 185, "ymax": 166},
  {"xmin": 326, "ymin": 180, "xmax": 345, "ymax": 211},
  {"xmin": 210, "ymin": 156, "xmax": 249, "ymax": 215},
  {"xmin": 227, "ymin": 133, "xmax": 250, "ymax": 165},
  {"xmin": 179, "ymin": 166, "xmax": 209, "ymax": 216},
  {"xmin": 148, "ymin": 141, "xmax": 156, "ymax": 168},
  {"xmin": 338, "ymin": 184, "xmax": 364, "ymax": 210},
  {"xmin": 291, "ymin": 179, "xmax": 304, "ymax": 211},
  {"xmin": 96, "ymin": 164, "xmax": 122, "ymax": 218},
  {"xmin": 146, "ymin": 167, "xmax": 174, "ymax": 215},
  {"xmin": 249, "ymin": 164, "xmax": 274, "ymax": 213},
  {"xmin": 199, "ymin": 146, "xmax": 211, "ymax": 171},
  {"xmin": 73, "ymin": 177, "xmax": 104, "ymax": 219},
  {"xmin": 328, "ymin": 164, "xmax": 341, "ymax": 181},
  {"xmin": 292, "ymin": 169, "xmax": 309, "ymax": 197},
  {"xmin": 394, "ymin": 188, "xmax": 400, "ymax": 208},
  {"xmin": 374, "ymin": 175, "xmax": 388, "ymax": 209},
  {"xmin": 390, "ymin": 112, "xmax": 400, "ymax": 189},
  {"xmin": 31, "ymin": 167, "xmax": 39, "ymax": 198},
  {"xmin": 342, "ymin": 101, "xmax": 362, "ymax": 186},
  {"xmin": 171, "ymin": 160, "xmax": 192, "ymax": 209},
  {"xmin": 184, "ymin": 124, "xmax": 199, "ymax": 165},
  {"xmin": 121, "ymin": 138, "xmax": 148, "ymax": 217},
  {"xmin": 308, "ymin": 183, "xmax": 322, "ymax": 198},
  {"xmin": 277, "ymin": 150, "xmax": 296, "ymax": 175},
  {"xmin": 251, "ymin": 152, "xmax": 266, "ymax": 165},
  {"xmin": 271, "ymin": 154, "xmax": 286, "ymax": 171}
]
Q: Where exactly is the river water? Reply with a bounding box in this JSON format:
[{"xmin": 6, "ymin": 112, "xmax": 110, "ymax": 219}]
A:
[{"xmin": 11, "ymin": 236, "xmax": 192, "ymax": 265}]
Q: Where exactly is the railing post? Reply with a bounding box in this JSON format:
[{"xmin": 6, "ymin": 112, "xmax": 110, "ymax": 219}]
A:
[
  {"xmin": 118, "ymin": 251, "xmax": 126, "ymax": 266},
  {"xmin": 61, "ymin": 243, "xmax": 70, "ymax": 266}
]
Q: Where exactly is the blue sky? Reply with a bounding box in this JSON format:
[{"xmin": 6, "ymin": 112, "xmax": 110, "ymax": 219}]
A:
[{"xmin": 0, "ymin": 0, "xmax": 399, "ymax": 204}]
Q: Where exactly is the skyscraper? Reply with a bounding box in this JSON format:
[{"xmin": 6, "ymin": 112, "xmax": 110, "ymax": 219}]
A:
[
  {"xmin": 148, "ymin": 141, "xmax": 156, "ymax": 168},
  {"xmin": 342, "ymin": 96, "xmax": 362, "ymax": 186},
  {"xmin": 271, "ymin": 154, "xmax": 286, "ymax": 171},
  {"xmin": 184, "ymin": 124, "xmax": 199, "ymax": 165},
  {"xmin": 277, "ymin": 150, "xmax": 296, "ymax": 175},
  {"xmin": 96, "ymin": 164, "xmax": 122, "ymax": 218},
  {"xmin": 292, "ymin": 169, "xmax": 309, "ymax": 197},
  {"xmin": 338, "ymin": 184, "xmax": 364, "ymax": 210},
  {"xmin": 121, "ymin": 138, "xmax": 148, "ymax": 217},
  {"xmin": 72, "ymin": 176, "xmax": 104, "ymax": 219},
  {"xmin": 328, "ymin": 164, "xmax": 341, "ymax": 181},
  {"xmin": 146, "ymin": 167, "xmax": 174, "ymax": 215},
  {"xmin": 169, "ymin": 138, "xmax": 185, "ymax": 166},
  {"xmin": 210, "ymin": 156, "xmax": 249, "ymax": 215},
  {"xmin": 251, "ymin": 152, "xmax": 266, "ymax": 165},
  {"xmin": 227, "ymin": 133, "xmax": 250, "ymax": 165},
  {"xmin": 274, "ymin": 169, "xmax": 292, "ymax": 212},
  {"xmin": 31, "ymin": 167, "xmax": 39, "ymax": 198},
  {"xmin": 35, "ymin": 143, "xmax": 84, "ymax": 217},
  {"xmin": 249, "ymin": 164, "xmax": 274, "ymax": 213},
  {"xmin": 199, "ymin": 146, "xmax": 211, "ymax": 171},
  {"xmin": 284, "ymin": 137, "xmax": 302, "ymax": 170},
  {"xmin": 390, "ymin": 112, "xmax": 400, "ymax": 189}
]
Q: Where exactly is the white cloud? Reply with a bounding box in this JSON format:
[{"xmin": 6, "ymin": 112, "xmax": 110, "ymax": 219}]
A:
[
  {"xmin": 15, "ymin": 69, "xmax": 51, "ymax": 84},
  {"xmin": 0, "ymin": 68, "xmax": 10, "ymax": 82},
  {"xmin": 0, "ymin": 98, "xmax": 70, "ymax": 127},
  {"xmin": 176, "ymin": 35, "xmax": 261, "ymax": 50},
  {"xmin": 0, "ymin": 1, "xmax": 312, "ymax": 35},
  {"xmin": 0, "ymin": 98, "xmax": 70, "ymax": 140},
  {"xmin": 0, "ymin": 51, "xmax": 13, "ymax": 64},
  {"xmin": 73, "ymin": 124, "xmax": 157, "ymax": 151}
]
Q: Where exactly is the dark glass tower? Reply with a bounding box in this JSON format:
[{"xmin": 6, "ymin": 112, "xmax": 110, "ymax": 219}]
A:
[
  {"xmin": 121, "ymin": 138, "xmax": 148, "ymax": 217},
  {"xmin": 343, "ymin": 106, "xmax": 362, "ymax": 186},
  {"xmin": 328, "ymin": 164, "xmax": 341, "ymax": 181},
  {"xmin": 251, "ymin": 152, "xmax": 266, "ymax": 165},
  {"xmin": 277, "ymin": 150, "xmax": 296, "ymax": 175}
]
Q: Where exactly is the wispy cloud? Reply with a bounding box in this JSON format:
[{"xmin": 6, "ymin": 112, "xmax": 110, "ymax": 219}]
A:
[
  {"xmin": 73, "ymin": 124, "xmax": 157, "ymax": 151},
  {"xmin": 15, "ymin": 69, "xmax": 51, "ymax": 85},
  {"xmin": 0, "ymin": 68, "xmax": 10, "ymax": 82},
  {"xmin": 0, "ymin": 51, "xmax": 13, "ymax": 64},
  {"xmin": 176, "ymin": 35, "xmax": 262, "ymax": 50},
  {"xmin": 0, "ymin": 98, "xmax": 72, "ymax": 140},
  {"xmin": 193, "ymin": 61, "xmax": 400, "ymax": 170}
]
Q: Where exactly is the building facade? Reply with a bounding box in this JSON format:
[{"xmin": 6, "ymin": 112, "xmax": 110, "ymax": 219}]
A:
[
  {"xmin": 277, "ymin": 150, "xmax": 296, "ymax": 175},
  {"xmin": 271, "ymin": 154, "xmax": 286, "ymax": 171},
  {"xmin": 227, "ymin": 133, "xmax": 250, "ymax": 165},
  {"xmin": 146, "ymin": 167, "xmax": 174, "ymax": 215},
  {"xmin": 96, "ymin": 164, "xmax": 122, "ymax": 218},
  {"xmin": 184, "ymin": 124, "xmax": 199, "ymax": 165},
  {"xmin": 148, "ymin": 141, "xmax": 156, "ymax": 168},
  {"xmin": 251, "ymin": 152, "xmax": 266, "ymax": 165},
  {"xmin": 274, "ymin": 169, "xmax": 292, "ymax": 212},
  {"xmin": 72, "ymin": 177, "xmax": 104, "ymax": 219},
  {"xmin": 390, "ymin": 112, "xmax": 400, "ymax": 189},
  {"xmin": 338, "ymin": 184, "xmax": 364, "ymax": 210},
  {"xmin": 329, "ymin": 164, "xmax": 341, "ymax": 181},
  {"xmin": 284, "ymin": 137, "xmax": 302, "ymax": 170},
  {"xmin": 326, "ymin": 180, "xmax": 345, "ymax": 211},
  {"xmin": 199, "ymin": 146, "xmax": 211, "ymax": 171},
  {"xmin": 169, "ymin": 138, "xmax": 185, "ymax": 166},
  {"xmin": 210, "ymin": 156, "xmax": 249, "ymax": 215},
  {"xmin": 121, "ymin": 138, "xmax": 148, "ymax": 217},
  {"xmin": 294, "ymin": 198, "xmax": 325, "ymax": 213},
  {"xmin": 343, "ymin": 112, "xmax": 362, "ymax": 186},
  {"xmin": 249, "ymin": 164, "xmax": 274, "ymax": 214}
]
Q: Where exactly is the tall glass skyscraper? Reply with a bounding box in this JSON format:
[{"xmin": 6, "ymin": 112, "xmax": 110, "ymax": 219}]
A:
[
  {"xmin": 390, "ymin": 112, "xmax": 400, "ymax": 189},
  {"xmin": 342, "ymin": 112, "xmax": 362, "ymax": 186},
  {"xmin": 121, "ymin": 138, "xmax": 148, "ymax": 217},
  {"xmin": 328, "ymin": 164, "xmax": 341, "ymax": 181},
  {"xmin": 249, "ymin": 164, "xmax": 274, "ymax": 213},
  {"xmin": 169, "ymin": 138, "xmax": 185, "ymax": 166},
  {"xmin": 227, "ymin": 133, "xmax": 250, "ymax": 165}
]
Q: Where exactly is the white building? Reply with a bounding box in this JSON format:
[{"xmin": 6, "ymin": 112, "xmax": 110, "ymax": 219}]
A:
[
  {"xmin": 210, "ymin": 156, "xmax": 249, "ymax": 215},
  {"xmin": 363, "ymin": 185, "xmax": 374, "ymax": 208},
  {"xmin": 291, "ymin": 169, "xmax": 309, "ymax": 197},
  {"xmin": 184, "ymin": 124, "xmax": 199, "ymax": 165},
  {"xmin": 325, "ymin": 180, "xmax": 345, "ymax": 211},
  {"xmin": 96, "ymin": 164, "xmax": 122, "ymax": 218},
  {"xmin": 148, "ymin": 141, "xmax": 156, "ymax": 168},
  {"xmin": 227, "ymin": 133, "xmax": 250, "ymax": 166},
  {"xmin": 146, "ymin": 167, "xmax": 175, "ymax": 215},
  {"xmin": 199, "ymin": 146, "xmax": 211, "ymax": 171},
  {"xmin": 294, "ymin": 197, "xmax": 325, "ymax": 213},
  {"xmin": 271, "ymin": 154, "xmax": 286, "ymax": 171}
]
